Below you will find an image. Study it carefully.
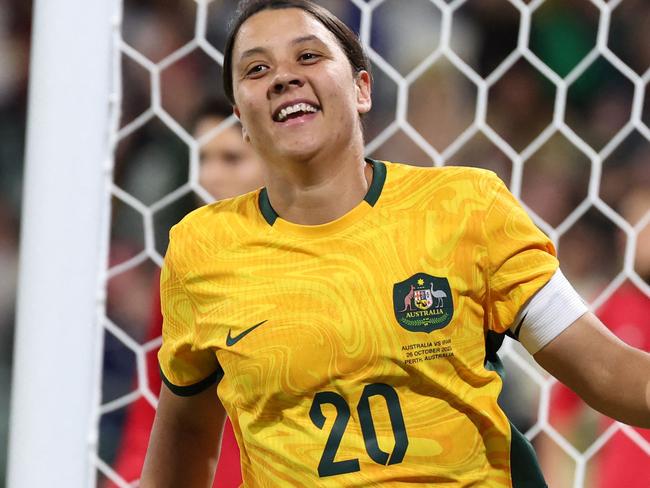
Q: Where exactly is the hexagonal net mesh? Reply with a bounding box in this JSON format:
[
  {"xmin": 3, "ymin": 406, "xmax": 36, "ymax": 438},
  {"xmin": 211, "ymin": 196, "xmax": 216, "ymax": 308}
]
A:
[{"xmin": 93, "ymin": 0, "xmax": 650, "ymax": 487}]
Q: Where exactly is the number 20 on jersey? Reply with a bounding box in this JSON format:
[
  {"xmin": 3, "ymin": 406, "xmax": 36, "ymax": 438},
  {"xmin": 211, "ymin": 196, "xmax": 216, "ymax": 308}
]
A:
[{"xmin": 309, "ymin": 383, "xmax": 408, "ymax": 477}]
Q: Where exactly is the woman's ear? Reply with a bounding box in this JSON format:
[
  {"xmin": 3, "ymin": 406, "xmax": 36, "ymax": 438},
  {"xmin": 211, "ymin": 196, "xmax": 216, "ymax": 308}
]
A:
[
  {"xmin": 355, "ymin": 70, "xmax": 372, "ymax": 115},
  {"xmin": 233, "ymin": 106, "xmax": 250, "ymax": 143}
]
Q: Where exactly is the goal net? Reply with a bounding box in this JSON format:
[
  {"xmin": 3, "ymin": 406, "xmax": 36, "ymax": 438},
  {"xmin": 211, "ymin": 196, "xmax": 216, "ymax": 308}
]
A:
[{"xmin": 94, "ymin": 0, "xmax": 650, "ymax": 487}]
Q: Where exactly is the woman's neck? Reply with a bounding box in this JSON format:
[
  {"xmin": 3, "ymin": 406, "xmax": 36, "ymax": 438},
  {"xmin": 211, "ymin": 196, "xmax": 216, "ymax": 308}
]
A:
[{"xmin": 262, "ymin": 148, "xmax": 372, "ymax": 226}]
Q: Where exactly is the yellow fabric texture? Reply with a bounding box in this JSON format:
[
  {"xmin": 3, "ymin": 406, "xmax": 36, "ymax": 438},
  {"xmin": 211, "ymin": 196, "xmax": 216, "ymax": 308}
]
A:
[{"xmin": 158, "ymin": 161, "xmax": 558, "ymax": 486}]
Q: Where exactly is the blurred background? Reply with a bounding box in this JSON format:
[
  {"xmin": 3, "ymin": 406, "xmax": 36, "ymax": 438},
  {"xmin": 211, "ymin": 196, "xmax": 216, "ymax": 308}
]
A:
[{"xmin": 1, "ymin": 0, "xmax": 649, "ymax": 487}]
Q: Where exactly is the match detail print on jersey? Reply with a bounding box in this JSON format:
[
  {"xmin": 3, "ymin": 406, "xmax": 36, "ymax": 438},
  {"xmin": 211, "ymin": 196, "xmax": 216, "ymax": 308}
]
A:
[{"xmin": 393, "ymin": 273, "xmax": 454, "ymax": 333}]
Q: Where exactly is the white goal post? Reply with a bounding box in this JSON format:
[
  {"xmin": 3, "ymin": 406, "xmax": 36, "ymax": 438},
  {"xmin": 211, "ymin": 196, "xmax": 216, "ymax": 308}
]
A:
[{"xmin": 7, "ymin": 0, "xmax": 118, "ymax": 486}]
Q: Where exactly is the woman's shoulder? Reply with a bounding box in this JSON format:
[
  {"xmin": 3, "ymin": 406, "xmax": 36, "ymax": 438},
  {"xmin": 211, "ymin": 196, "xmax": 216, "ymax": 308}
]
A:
[
  {"xmin": 170, "ymin": 189, "xmax": 263, "ymax": 243},
  {"xmin": 381, "ymin": 161, "xmax": 505, "ymax": 202},
  {"xmin": 385, "ymin": 160, "xmax": 500, "ymax": 182}
]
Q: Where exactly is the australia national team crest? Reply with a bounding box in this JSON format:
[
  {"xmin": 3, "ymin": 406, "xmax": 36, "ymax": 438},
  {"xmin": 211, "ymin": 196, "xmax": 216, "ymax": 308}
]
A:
[{"xmin": 393, "ymin": 273, "xmax": 454, "ymax": 333}]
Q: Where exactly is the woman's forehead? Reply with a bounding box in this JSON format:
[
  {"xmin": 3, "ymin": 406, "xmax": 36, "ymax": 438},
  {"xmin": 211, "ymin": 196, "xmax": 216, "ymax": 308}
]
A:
[{"xmin": 233, "ymin": 8, "xmax": 340, "ymax": 60}]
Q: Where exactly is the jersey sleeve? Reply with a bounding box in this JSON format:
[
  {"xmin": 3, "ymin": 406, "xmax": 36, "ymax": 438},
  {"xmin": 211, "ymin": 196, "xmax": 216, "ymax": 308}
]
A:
[
  {"xmin": 483, "ymin": 174, "xmax": 559, "ymax": 334},
  {"xmin": 157, "ymin": 225, "xmax": 222, "ymax": 396}
]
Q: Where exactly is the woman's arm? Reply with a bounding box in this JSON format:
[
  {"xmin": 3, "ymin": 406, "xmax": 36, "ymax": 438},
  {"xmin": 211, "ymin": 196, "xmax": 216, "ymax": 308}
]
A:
[
  {"xmin": 534, "ymin": 311, "xmax": 650, "ymax": 428},
  {"xmin": 140, "ymin": 383, "xmax": 227, "ymax": 488}
]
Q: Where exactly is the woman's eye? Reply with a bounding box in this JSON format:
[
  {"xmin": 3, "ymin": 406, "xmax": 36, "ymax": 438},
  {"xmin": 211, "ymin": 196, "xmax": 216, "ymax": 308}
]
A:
[
  {"xmin": 246, "ymin": 65, "xmax": 268, "ymax": 76},
  {"xmin": 300, "ymin": 53, "xmax": 319, "ymax": 62}
]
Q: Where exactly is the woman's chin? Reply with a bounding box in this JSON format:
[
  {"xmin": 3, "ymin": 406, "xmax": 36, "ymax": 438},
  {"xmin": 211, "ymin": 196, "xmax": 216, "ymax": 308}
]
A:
[{"xmin": 271, "ymin": 140, "xmax": 324, "ymax": 163}]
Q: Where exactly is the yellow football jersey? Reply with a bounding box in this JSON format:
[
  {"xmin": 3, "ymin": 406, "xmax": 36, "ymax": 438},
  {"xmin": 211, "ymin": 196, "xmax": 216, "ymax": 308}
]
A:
[{"xmin": 159, "ymin": 160, "xmax": 558, "ymax": 487}]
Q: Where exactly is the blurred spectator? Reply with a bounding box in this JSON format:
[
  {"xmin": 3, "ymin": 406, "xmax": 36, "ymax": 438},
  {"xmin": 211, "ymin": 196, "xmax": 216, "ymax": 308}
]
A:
[
  {"xmin": 106, "ymin": 98, "xmax": 264, "ymax": 488},
  {"xmin": 0, "ymin": 0, "xmax": 30, "ymax": 485},
  {"xmin": 0, "ymin": 1, "xmax": 30, "ymax": 213},
  {"xmin": 0, "ymin": 197, "xmax": 19, "ymax": 486},
  {"xmin": 0, "ymin": 200, "xmax": 19, "ymax": 368},
  {"xmin": 192, "ymin": 101, "xmax": 266, "ymax": 201}
]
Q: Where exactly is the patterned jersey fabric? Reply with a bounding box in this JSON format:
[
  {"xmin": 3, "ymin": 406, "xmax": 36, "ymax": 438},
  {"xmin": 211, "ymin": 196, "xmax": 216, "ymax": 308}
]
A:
[{"xmin": 159, "ymin": 160, "xmax": 558, "ymax": 486}]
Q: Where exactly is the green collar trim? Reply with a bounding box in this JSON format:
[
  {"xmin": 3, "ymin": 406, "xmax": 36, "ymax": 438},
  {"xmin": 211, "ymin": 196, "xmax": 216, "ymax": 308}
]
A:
[
  {"xmin": 363, "ymin": 158, "xmax": 386, "ymax": 207},
  {"xmin": 258, "ymin": 158, "xmax": 386, "ymax": 227},
  {"xmin": 258, "ymin": 187, "xmax": 277, "ymax": 226}
]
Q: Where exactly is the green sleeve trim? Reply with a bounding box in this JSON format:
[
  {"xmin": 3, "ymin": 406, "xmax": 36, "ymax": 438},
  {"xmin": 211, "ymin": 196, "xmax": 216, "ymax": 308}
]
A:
[{"xmin": 159, "ymin": 365, "xmax": 223, "ymax": 397}]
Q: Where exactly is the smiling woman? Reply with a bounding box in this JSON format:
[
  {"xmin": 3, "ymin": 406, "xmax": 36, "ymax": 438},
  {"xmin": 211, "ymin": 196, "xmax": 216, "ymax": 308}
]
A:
[
  {"xmin": 220, "ymin": 2, "xmax": 374, "ymax": 229},
  {"xmin": 139, "ymin": 1, "xmax": 650, "ymax": 487}
]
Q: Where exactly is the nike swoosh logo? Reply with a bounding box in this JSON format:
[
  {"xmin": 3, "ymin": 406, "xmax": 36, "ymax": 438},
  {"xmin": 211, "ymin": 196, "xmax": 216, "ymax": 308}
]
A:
[{"xmin": 226, "ymin": 320, "xmax": 268, "ymax": 347}]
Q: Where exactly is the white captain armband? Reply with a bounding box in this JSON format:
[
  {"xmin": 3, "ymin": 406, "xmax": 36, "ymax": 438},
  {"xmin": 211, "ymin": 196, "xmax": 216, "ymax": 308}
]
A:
[{"xmin": 510, "ymin": 269, "xmax": 589, "ymax": 355}]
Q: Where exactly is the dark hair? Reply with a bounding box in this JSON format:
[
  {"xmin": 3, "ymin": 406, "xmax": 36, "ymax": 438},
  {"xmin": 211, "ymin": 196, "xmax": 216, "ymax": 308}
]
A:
[{"xmin": 222, "ymin": 0, "xmax": 371, "ymax": 104}]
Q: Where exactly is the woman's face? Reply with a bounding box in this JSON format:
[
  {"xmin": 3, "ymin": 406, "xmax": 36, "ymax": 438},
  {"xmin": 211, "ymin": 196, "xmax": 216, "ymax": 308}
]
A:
[{"xmin": 230, "ymin": 8, "xmax": 371, "ymax": 164}]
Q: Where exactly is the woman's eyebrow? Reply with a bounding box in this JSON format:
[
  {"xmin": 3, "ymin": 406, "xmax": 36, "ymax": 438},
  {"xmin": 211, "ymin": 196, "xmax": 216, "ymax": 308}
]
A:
[
  {"xmin": 238, "ymin": 46, "xmax": 269, "ymax": 63},
  {"xmin": 291, "ymin": 34, "xmax": 325, "ymax": 47},
  {"xmin": 238, "ymin": 35, "xmax": 327, "ymax": 63}
]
